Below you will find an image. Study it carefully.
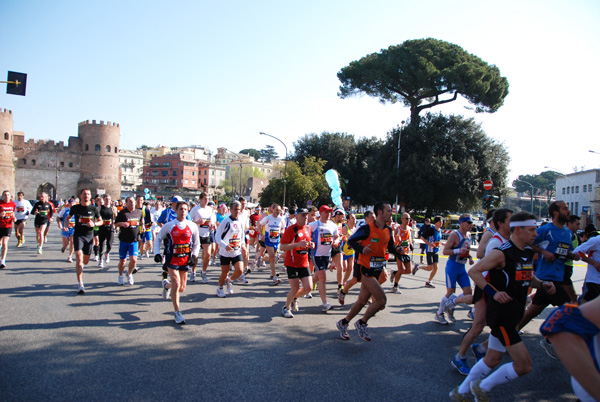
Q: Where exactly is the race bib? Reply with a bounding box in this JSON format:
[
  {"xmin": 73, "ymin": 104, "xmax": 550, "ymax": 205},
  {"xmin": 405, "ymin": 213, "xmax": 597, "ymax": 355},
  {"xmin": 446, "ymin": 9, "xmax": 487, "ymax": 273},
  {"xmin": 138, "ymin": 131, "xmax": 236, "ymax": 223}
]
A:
[
  {"xmin": 515, "ymin": 262, "xmax": 533, "ymax": 281},
  {"xmin": 79, "ymin": 216, "xmax": 92, "ymax": 224},
  {"xmin": 229, "ymin": 235, "xmax": 241, "ymax": 250},
  {"xmin": 370, "ymin": 256, "xmax": 386, "ymax": 269},
  {"xmin": 128, "ymin": 219, "xmax": 139, "ymax": 226},
  {"xmin": 555, "ymin": 242, "xmax": 569, "ymax": 260},
  {"xmin": 174, "ymin": 243, "xmax": 190, "ymax": 256},
  {"xmin": 269, "ymin": 229, "xmax": 280, "ymax": 240},
  {"xmin": 321, "ymin": 233, "xmax": 333, "ymax": 245},
  {"xmin": 102, "ymin": 219, "xmax": 112, "ymax": 226}
]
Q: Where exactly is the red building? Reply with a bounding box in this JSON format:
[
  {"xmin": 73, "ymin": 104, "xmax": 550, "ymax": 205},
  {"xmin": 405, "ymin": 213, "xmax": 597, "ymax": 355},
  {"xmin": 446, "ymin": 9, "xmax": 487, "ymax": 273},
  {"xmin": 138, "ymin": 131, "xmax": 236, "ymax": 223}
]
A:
[{"xmin": 142, "ymin": 153, "xmax": 199, "ymax": 193}]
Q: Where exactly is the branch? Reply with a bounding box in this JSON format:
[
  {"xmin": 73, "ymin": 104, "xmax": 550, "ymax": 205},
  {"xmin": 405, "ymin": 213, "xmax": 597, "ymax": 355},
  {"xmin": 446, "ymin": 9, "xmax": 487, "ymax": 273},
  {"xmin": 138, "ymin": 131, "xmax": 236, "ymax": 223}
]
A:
[{"xmin": 416, "ymin": 92, "xmax": 459, "ymax": 112}]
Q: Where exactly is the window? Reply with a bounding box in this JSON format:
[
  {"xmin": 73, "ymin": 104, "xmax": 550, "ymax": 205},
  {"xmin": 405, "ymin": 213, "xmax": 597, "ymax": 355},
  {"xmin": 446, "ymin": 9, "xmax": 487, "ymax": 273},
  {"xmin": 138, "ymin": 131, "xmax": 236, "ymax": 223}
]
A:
[
  {"xmin": 590, "ymin": 184, "xmax": 593, "ymax": 192},
  {"xmin": 4, "ymin": 132, "xmax": 9, "ymax": 140},
  {"xmin": 115, "ymin": 147, "xmax": 118, "ymax": 153},
  {"xmin": 161, "ymin": 170, "xmax": 168, "ymax": 176},
  {"xmin": 152, "ymin": 179, "xmax": 158, "ymax": 184},
  {"xmin": 193, "ymin": 171, "xmax": 196, "ymax": 176},
  {"xmin": 571, "ymin": 186, "xmax": 574, "ymax": 193},
  {"xmin": 162, "ymin": 162, "xmax": 171, "ymax": 167},
  {"xmin": 31, "ymin": 159, "xmax": 36, "ymax": 165},
  {"xmin": 106, "ymin": 145, "xmax": 111, "ymax": 152},
  {"xmin": 192, "ymin": 180, "xmax": 195, "ymax": 185},
  {"xmin": 567, "ymin": 187, "xmax": 570, "ymax": 194},
  {"xmin": 178, "ymin": 162, "xmax": 181, "ymax": 166},
  {"xmin": 154, "ymin": 162, "xmax": 159, "ymax": 166},
  {"xmin": 85, "ymin": 144, "xmax": 89, "ymax": 151},
  {"xmin": 22, "ymin": 158, "xmax": 26, "ymax": 165},
  {"xmin": 162, "ymin": 179, "xmax": 169, "ymax": 184},
  {"xmin": 69, "ymin": 162, "xmax": 73, "ymax": 167},
  {"xmin": 173, "ymin": 179, "xmax": 178, "ymax": 185},
  {"xmin": 583, "ymin": 185, "xmax": 587, "ymax": 192},
  {"xmin": 60, "ymin": 162, "xmax": 64, "ymax": 167},
  {"xmin": 152, "ymin": 171, "xmax": 158, "ymax": 176},
  {"xmin": 562, "ymin": 188, "xmax": 565, "ymax": 194},
  {"xmin": 185, "ymin": 179, "xmax": 189, "ymax": 184},
  {"xmin": 575, "ymin": 202, "xmax": 579, "ymax": 215},
  {"xmin": 576, "ymin": 186, "xmax": 579, "ymax": 193},
  {"xmin": 172, "ymin": 170, "xmax": 177, "ymax": 176},
  {"xmin": 95, "ymin": 144, "xmax": 101, "ymax": 152}
]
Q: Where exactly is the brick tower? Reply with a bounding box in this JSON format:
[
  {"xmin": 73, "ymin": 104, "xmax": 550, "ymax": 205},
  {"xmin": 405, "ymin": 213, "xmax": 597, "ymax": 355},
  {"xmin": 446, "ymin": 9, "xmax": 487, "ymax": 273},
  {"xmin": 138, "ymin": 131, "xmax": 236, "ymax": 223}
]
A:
[
  {"xmin": 77, "ymin": 120, "xmax": 121, "ymax": 198},
  {"xmin": 0, "ymin": 109, "xmax": 15, "ymax": 194}
]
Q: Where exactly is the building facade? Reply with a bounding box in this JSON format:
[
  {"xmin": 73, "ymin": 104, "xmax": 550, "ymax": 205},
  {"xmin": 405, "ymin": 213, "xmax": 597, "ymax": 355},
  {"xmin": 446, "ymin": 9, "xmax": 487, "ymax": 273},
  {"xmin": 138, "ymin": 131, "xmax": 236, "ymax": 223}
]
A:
[
  {"xmin": 556, "ymin": 169, "xmax": 600, "ymax": 227},
  {"xmin": 119, "ymin": 149, "xmax": 145, "ymax": 198}
]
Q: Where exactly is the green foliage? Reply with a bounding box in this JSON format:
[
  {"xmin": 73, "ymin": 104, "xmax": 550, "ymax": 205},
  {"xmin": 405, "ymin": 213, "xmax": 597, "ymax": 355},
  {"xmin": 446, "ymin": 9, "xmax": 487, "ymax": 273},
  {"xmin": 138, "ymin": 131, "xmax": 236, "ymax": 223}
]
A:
[
  {"xmin": 512, "ymin": 170, "xmax": 560, "ymax": 202},
  {"xmin": 338, "ymin": 38, "xmax": 509, "ymax": 123},
  {"xmin": 260, "ymin": 145, "xmax": 279, "ymax": 162},
  {"xmin": 259, "ymin": 157, "xmax": 330, "ymax": 208},
  {"xmin": 239, "ymin": 148, "xmax": 262, "ymax": 160},
  {"xmin": 378, "ymin": 113, "xmax": 510, "ymax": 213}
]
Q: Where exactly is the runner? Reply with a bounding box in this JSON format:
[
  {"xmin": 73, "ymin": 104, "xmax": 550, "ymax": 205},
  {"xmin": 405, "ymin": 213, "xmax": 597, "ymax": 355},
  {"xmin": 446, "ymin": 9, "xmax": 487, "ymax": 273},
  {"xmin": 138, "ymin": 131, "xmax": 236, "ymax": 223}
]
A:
[
  {"xmin": 417, "ymin": 218, "xmax": 431, "ymax": 264},
  {"xmin": 237, "ymin": 197, "xmax": 250, "ymax": 282},
  {"xmin": 331, "ymin": 208, "xmax": 345, "ymax": 294},
  {"xmin": 564, "ymin": 214, "xmax": 582, "ymax": 303},
  {"xmin": 260, "ymin": 203, "xmax": 285, "ymax": 286},
  {"xmin": 436, "ymin": 214, "xmax": 475, "ymax": 325},
  {"xmin": 341, "ymin": 212, "xmax": 357, "ymax": 288},
  {"xmin": 66, "ymin": 188, "xmax": 101, "ymax": 294},
  {"xmin": 309, "ymin": 205, "xmax": 339, "ymax": 311},
  {"xmin": 451, "ymin": 211, "xmax": 556, "ymax": 401},
  {"xmin": 336, "ymin": 202, "xmax": 402, "ymax": 341},
  {"xmin": 0, "ymin": 190, "xmax": 16, "ymax": 269},
  {"xmin": 414, "ymin": 216, "xmax": 443, "ymax": 288},
  {"xmin": 57, "ymin": 198, "xmax": 76, "ymax": 263},
  {"xmin": 97, "ymin": 194, "xmax": 117, "ymax": 268},
  {"xmin": 215, "ymin": 200, "xmax": 246, "ymax": 297},
  {"xmin": 189, "ymin": 192, "xmax": 216, "ymax": 283},
  {"xmin": 390, "ymin": 212, "xmax": 413, "ymax": 294},
  {"xmin": 154, "ymin": 201, "xmax": 200, "ymax": 324},
  {"xmin": 449, "ymin": 208, "xmax": 513, "ymax": 376},
  {"xmin": 14, "ymin": 191, "xmax": 32, "ymax": 247},
  {"xmin": 114, "ymin": 197, "xmax": 142, "ymax": 286},
  {"xmin": 136, "ymin": 195, "xmax": 153, "ymax": 261},
  {"xmin": 247, "ymin": 206, "xmax": 261, "ymax": 257},
  {"xmin": 280, "ymin": 207, "xmax": 314, "ymax": 318},
  {"xmin": 31, "ymin": 192, "xmax": 54, "ymax": 255},
  {"xmin": 573, "ymin": 224, "xmax": 600, "ymax": 303}
]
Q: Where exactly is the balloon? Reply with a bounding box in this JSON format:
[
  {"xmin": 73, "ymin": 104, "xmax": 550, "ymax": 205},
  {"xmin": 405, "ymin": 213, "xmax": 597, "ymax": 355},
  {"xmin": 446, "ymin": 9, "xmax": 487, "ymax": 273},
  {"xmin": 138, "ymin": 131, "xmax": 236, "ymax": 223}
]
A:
[
  {"xmin": 144, "ymin": 194, "xmax": 150, "ymax": 200},
  {"xmin": 331, "ymin": 188, "xmax": 342, "ymax": 199},
  {"xmin": 325, "ymin": 169, "xmax": 339, "ymax": 189},
  {"xmin": 144, "ymin": 188, "xmax": 150, "ymax": 193},
  {"xmin": 333, "ymin": 196, "xmax": 342, "ymax": 207}
]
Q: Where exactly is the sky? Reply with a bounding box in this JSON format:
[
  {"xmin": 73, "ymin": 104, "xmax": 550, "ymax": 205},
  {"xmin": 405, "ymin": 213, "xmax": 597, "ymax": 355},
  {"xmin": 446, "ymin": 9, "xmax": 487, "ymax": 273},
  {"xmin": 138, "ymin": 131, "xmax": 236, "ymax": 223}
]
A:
[{"xmin": 1, "ymin": 0, "xmax": 599, "ymax": 185}]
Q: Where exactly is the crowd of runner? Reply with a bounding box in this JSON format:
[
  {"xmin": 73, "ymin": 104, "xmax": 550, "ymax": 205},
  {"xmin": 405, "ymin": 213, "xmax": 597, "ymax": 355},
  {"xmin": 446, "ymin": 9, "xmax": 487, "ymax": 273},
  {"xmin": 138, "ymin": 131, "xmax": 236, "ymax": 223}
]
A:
[{"xmin": 0, "ymin": 189, "xmax": 598, "ymax": 401}]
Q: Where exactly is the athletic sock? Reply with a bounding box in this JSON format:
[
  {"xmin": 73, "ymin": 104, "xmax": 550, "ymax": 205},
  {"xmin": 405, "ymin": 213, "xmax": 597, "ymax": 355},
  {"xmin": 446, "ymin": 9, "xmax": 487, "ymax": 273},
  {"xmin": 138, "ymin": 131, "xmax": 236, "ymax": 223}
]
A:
[
  {"xmin": 458, "ymin": 358, "xmax": 493, "ymax": 394},
  {"xmin": 394, "ymin": 282, "xmax": 399, "ymax": 287},
  {"xmin": 438, "ymin": 295, "xmax": 448, "ymax": 315},
  {"xmin": 479, "ymin": 362, "xmax": 519, "ymax": 391},
  {"xmin": 341, "ymin": 318, "xmax": 349, "ymax": 325}
]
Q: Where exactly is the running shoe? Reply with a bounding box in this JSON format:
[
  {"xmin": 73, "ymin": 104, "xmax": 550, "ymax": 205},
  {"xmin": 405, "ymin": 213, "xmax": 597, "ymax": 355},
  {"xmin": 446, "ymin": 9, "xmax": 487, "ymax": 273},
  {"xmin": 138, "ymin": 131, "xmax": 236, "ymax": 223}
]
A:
[
  {"xmin": 390, "ymin": 271, "xmax": 396, "ymax": 284},
  {"xmin": 216, "ymin": 287, "xmax": 226, "ymax": 298},
  {"xmin": 94, "ymin": 255, "xmax": 99, "ymax": 262},
  {"xmin": 354, "ymin": 320, "xmax": 371, "ymax": 341},
  {"xmin": 451, "ymin": 355, "xmax": 471, "ymax": 375},
  {"xmin": 467, "ymin": 308, "xmax": 475, "ymax": 320},
  {"xmin": 145, "ymin": 250, "xmax": 150, "ymax": 258},
  {"xmin": 444, "ymin": 294, "xmax": 457, "ymax": 314},
  {"xmin": 469, "ymin": 379, "xmax": 491, "ymax": 402},
  {"xmin": 412, "ymin": 263, "xmax": 419, "ymax": 275},
  {"xmin": 132, "ymin": 267, "xmax": 138, "ymax": 274},
  {"xmin": 201, "ymin": 271, "xmax": 208, "ymax": 283},
  {"xmin": 338, "ymin": 291, "xmax": 345, "ymax": 305},
  {"xmin": 37, "ymin": 247, "xmax": 42, "ymax": 255},
  {"xmin": 226, "ymin": 279, "xmax": 234, "ymax": 295},
  {"xmin": 127, "ymin": 274, "xmax": 134, "ymax": 286},
  {"xmin": 210, "ymin": 258, "xmax": 216, "ymax": 266},
  {"xmin": 392, "ymin": 286, "xmax": 402, "ymax": 294},
  {"xmin": 425, "ymin": 281, "xmax": 435, "ymax": 288},
  {"xmin": 304, "ymin": 292, "xmax": 313, "ymax": 299},
  {"xmin": 260, "ymin": 261, "xmax": 266, "ymax": 268},
  {"xmin": 281, "ymin": 307, "xmax": 293, "ymax": 318},
  {"xmin": 0, "ymin": 262, "xmax": 5, "ymax": 269},
  {"xmin": 77, "ymin": 284, "xmax": 85, "ymax": 294},
  {"xmin": 235, "ymin": 274, "xmax": 248, "ymax": 284},
  {"xmin": 449, "ymin": 386, "xmax": 471, "ymax": 402},
  {"xmin": 16, "ymin": 239, "xmax": 22, "ymax": 247},
  {"xmin": 61, "ymin": 246, "xmax": 66, "ymax": 253},
  {"xmin": 291, "ymin": 299, "xmax": 299, "ymax": 312},
  {"xmin": 471, "ymin": 343, "xmax": 486, "ymax": 360},
  {"xmin": 105, "ymin": 254, "xmax": 110, "ymax": 263},
  {"xmin": 447, "ymin": 308, "xmax": 457, "ymax": 323},
  {"xmin": 162, "ymin": 279, "xmax": 171, "ymax": 300},
  {"xmin": 271, "ymin": 275, "xmax": 281, "ymax": 286},
  {"xmin": 336, "ymin": 319, "xmax": 350, "ymax": 340},
  {"xmin": 434, "ymin": 312, "xmax": 449, "ymax": 325},
  {"xmin": 539, "ymin": 338, "xmax": 559, "ymax": 360},
  {"xmin": 118, "ymin": 275, "xmax": 125, "ymax": 286},
  {"xmin": 21, "ymin": 238, "xmax": 25, "ymax": 246},
  {"xmin": 67, "ymin": 256, "xmax": 73, "ymax": 263},
  {"xmin": 98, "ymin": 259, "xmax": 104, "ymax": 268},
  {"xmin": 189, "ymin": 271, "xmax": 196, "ymax": 282},
  {"xmin": 321, "ymin": 302, "xmax": 332, "ymax": 312},
  {"xmin": 174, "ymin": 311, "xmax": 186, "ymax": 324}
]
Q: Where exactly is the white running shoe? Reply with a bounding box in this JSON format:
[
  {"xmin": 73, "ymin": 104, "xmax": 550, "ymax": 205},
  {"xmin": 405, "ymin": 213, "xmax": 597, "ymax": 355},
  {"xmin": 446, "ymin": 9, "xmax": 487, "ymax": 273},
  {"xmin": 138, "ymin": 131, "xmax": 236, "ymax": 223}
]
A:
[
  {"xmin": 235, "ymin": 274, "xmax": 248, "ymax": 284},
  {"xmin": 105, "ymin": 254, "xmax": 110, "ymax": 264},
  {"xmin": 189, "ymin": 271, "xmax": 197, "ymax": 282},
  {"xmin": 392, "ymin": 286, "xmax": 402, "ymax": 294},
  {"xmin": 271, "ymin": 275, "xmax": 281, "ymax": 286},
  {"xmin": 127, "ymin": 274, "xmax": 134, "ymax": 286},
  {"xmin": 162, "ymin": 279, "xmax": 171, "ymax": 300},
  {"xmin": 67, "ymin": 257, "xmax": 73, "ymax": 263},
  {"xmin": 281, "ymin": 307, "xmax": 293, "ymax": 318},
  {"xmin": 118, "ymin": 275, "xmax": 124, "ymax": 286},
  {"xmin": 77, "ymin": 283, "xmax": 85, "ymax": 294},
  {"xmin": 216, "ymin": 287, "xmax": 226, "ymax": 298},
  {"xmin": 434, "ymin": 312, "xmax": 449, "ymax": 325},
  {"xmin": 94, "ymin": 255, "xmax": 99, "ymax": 262},
  {"xmin": 201, "ymin": 271, "xmax": 208, "ymax": 283},
  {"xmin": 98, "ymin": 259, "xmax": 104, "ymax": 268},
  {"xmin": 174, "ymin": 311, "xmax": 185, "ymax": 324},
  {"xmin": 291, "ymin": 299, "xmax": 299, "ymax": 312},
  {"xmin": 321, "ymin": 302, "xmax": 332, "ymax": 312},
  {"xmin": 304, "ymin": 292, "xmax": 313, "ymax": 299},
  {"xmin": 226, "ymin": 279, "xmax": 234, "ymax": 295}
]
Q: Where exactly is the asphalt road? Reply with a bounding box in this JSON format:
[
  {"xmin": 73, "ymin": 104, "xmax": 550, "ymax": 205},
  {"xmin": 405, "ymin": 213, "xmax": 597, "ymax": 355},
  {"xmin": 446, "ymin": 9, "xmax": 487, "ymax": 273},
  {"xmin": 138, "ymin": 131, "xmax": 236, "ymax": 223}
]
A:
[{"xmin": 0, "ymin": 225, "xmax": 581, "ymax": 401}]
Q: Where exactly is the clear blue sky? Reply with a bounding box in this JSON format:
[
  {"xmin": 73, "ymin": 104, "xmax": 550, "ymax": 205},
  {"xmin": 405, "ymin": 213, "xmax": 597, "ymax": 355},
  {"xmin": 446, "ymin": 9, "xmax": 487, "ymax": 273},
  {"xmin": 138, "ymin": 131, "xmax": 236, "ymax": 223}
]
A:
[{"xmin": 1, "ymin": 0, "xmax": 599, "ymax": 184}]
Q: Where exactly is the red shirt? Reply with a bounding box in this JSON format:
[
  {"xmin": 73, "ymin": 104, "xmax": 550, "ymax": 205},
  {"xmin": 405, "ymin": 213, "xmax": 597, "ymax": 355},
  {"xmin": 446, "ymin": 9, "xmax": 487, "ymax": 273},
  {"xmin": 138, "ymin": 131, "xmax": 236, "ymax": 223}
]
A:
[
  {"xmin": 281, "ymin": 223, "xmax": 312, "ymax": 268},
  {"xmin": 0, "ymin": 201, "xmax": 16, "ymax": 228}
]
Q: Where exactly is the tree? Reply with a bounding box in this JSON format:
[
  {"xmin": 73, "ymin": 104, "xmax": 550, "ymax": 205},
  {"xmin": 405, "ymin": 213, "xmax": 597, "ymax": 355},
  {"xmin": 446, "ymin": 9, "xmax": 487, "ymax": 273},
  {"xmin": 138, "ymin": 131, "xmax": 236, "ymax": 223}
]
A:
[
  {"xmin": 239, "ymin": 148, "xmax": 261, "ymax": 160},
  {"xmin": 337, "ymin": 38, "xmax": 509, "ymax": 124},
  {"xmin": 377, "ymin": 113, "xmax": 510, "ymax": 214},
  {"xmin": 512, "ymin": 170, "xmax": 560, "ymax": 203},
  {"xmin": 260, "ymin": 145, "xmax": 278, "ymax": 162},
  {"xmin": 259, "ymin": 157, "xmax": 329, "ymax": 208}
]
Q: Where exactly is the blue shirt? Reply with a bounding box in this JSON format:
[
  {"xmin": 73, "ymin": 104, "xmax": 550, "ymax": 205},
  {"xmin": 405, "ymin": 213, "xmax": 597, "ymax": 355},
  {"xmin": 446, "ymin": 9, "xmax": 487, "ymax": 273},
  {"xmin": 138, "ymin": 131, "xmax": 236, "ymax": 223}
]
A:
[
  {"xmin": 158, "ymin": 208, "xmax": 191, "ymax": 224},
  {"xmin": 533, "ymin": 223, "xmax": 573, "ymax": 281}
]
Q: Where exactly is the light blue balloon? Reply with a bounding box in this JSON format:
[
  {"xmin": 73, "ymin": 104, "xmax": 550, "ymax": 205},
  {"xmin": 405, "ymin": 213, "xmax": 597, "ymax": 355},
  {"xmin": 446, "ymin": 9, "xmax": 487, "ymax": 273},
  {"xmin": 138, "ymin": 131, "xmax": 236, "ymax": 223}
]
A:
[
  {"xmin": 144, "ymin": 194, "xmax": 150, "ymax": 200},
  {"xmin": 144, "ymin": 188, "xmax": 150, "ymax": 193},
  {"xmin": 333, "ymin": 196, "xmax": 342, "ymax": 207},
  {"xmin": 331, "ymin": 188, "xmax": 342, "ymax": 199},
  {"xmin": 325, "ymin": 169, "xmax": 339, "ymax": 189}
]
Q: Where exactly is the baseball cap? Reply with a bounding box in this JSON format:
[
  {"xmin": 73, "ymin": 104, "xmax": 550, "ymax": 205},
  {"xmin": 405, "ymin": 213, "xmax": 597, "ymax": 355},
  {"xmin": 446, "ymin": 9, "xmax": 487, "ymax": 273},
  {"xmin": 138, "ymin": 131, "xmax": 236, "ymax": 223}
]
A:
[
  {"xmin": 333, "ymin": 208, "xmax": 345, "ymax": 216},
  {"xmin": 584, "ymin": 224, "xmax": 598, "ymax": 237},
  {"xmin": 207, "ymin": 201, "xmax": 216, "ymax": 206},
  {"xmin": 459, "ymin": 216, "xmax": 473, "ymax": 224},
  {"xmin": 319, "ymin": 205, "xmax": 333, "ymax": 214},
  {"xmin": 296, "ymin": 207, "xmax": 309, "ymax": 214},
  {"xmin": 171, "ymin": 196, "xmax": 183, "ymax": 203}
]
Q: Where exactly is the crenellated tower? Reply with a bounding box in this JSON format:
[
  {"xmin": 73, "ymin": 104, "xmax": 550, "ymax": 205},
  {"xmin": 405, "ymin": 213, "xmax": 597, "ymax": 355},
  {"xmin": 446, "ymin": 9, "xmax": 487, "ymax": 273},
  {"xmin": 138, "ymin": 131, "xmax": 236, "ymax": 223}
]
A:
[
  {"xmin": 0, "ymin": 109, "xmax": 15, "ymax": 194},
  {"xmin": 77, "ymin": 119, "xmax": 121, "ymax": 198}
]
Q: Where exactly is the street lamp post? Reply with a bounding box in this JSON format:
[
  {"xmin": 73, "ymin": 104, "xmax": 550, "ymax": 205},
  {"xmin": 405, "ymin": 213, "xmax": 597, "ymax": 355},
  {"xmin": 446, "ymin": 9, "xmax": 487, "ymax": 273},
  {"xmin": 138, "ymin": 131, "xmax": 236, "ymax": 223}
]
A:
[
  {"xmin": 515, "ymin": 178, "xmax": 534, "ymax": 213},
  {"xmin": 394, "ymin": 120, "xmax": 406, "ymax": 223},
  {"xmin": 259, "ymin": 132, "xmax": 287, "ymax": 208}
]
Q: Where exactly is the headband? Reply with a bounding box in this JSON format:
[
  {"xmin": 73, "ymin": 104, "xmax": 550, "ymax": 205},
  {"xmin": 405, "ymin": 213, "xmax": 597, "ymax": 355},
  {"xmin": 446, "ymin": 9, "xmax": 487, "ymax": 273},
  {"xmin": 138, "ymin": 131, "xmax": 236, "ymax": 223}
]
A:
[{"xmin": 509, "ymin": 220, "xmax": 537, "ymax": 228}]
